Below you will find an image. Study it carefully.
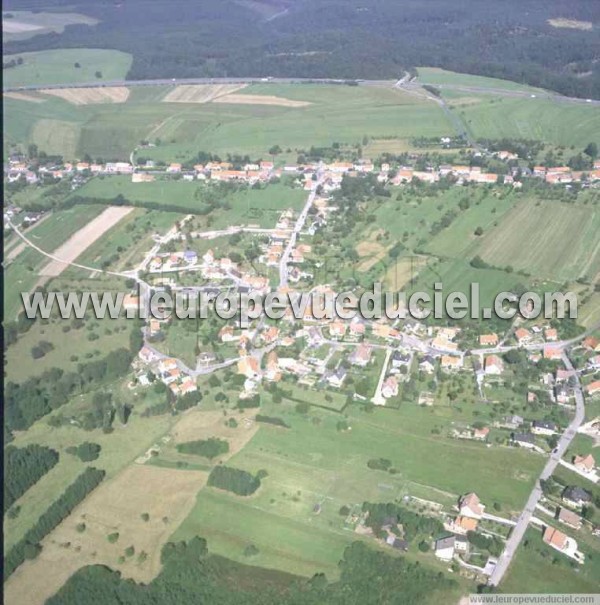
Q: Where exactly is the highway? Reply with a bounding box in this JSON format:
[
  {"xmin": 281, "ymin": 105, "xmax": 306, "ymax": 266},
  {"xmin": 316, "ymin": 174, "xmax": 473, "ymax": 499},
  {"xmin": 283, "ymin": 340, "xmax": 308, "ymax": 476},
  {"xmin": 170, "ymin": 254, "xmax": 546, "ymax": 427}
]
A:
[
  {"xmin": 487, "ymin": 349, "xmax": 587, "ymax": 586},
  {"xmin": 4, "ymin": 75, "xmax": 598, "ymax": 106}
]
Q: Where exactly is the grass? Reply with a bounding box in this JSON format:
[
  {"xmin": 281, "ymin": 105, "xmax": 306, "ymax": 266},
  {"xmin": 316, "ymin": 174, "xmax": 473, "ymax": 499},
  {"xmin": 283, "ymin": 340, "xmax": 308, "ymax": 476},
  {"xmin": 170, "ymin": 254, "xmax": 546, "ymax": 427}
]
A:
[
  {"xmin": 174, "ymin": 399, "xmax": 545, "ymax": 578},
  {"xmin": 474, "ymin": 199, "xmax": 600, "ymax": 282},
  {"xmin": 71, "ymin": 177, "xmax": 308, "ymax": 226},
  {"xmin": 5, "ymin": 83, "xmax": 453, "ymax": 162},
  {"xmin": 417, "ymin": 67, "xmax": 545, "ymax": 93},
  {"xmin": 502, "ymin": 528, "xmax": 600, "ymax": 593},
  {"xmin": 3, "ymin": 49, "xmax": 132, "ymax": 88},
  {"xmin": 453, "ymin": 95, "xmax": 600, "ymax": 147},
  {"xmin": 2, "ymin": 12, "xmax": 98, "ymax": 42}
]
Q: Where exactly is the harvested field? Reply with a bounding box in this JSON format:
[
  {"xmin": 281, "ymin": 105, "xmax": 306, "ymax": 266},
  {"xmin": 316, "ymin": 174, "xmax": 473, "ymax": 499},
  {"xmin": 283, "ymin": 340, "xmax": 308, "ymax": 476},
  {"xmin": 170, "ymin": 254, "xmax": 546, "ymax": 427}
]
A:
[
  {"xmin": 355, "ymin": 237, "xmax": 387, "ymax": 272},
  {"xmin": 213, "ymin": 93, "xmax": 312, "ymax": 107},
  {"xmin": 171, "ymin": 408, "xmax": 259, "ymax": 458},
  {"xmin": 40, "ymin": 86, "xmax": 130, "ymax": 105},
  {"xmin": 383, "ymin": 256, "xmax": 428, "ymax": 290},
  {"xmin": 39, "ymin": 206, "xmax": 134, "ymax": 276},
  {"xmin": 162, "ymin": 83, "xmax": 247, "ymax": 103},
  {"xmin": 3, "ymin": 465, "xmax": 208, "ymax": 605},
  {"xmin": 3, "ymin": 91, "xmax": 45, "ymax": 103}
]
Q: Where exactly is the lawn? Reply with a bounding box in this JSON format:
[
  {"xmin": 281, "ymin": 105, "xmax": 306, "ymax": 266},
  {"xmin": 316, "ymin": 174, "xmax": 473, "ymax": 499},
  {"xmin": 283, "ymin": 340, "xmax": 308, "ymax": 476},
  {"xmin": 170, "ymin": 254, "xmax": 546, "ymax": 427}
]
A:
[
  {"xmin": 3, "ymin": 48, "xmax": 132, "ymax": 88},
  {"xmin": 474, "ymin": 199, "xmax": 600, "ymax": 281}
]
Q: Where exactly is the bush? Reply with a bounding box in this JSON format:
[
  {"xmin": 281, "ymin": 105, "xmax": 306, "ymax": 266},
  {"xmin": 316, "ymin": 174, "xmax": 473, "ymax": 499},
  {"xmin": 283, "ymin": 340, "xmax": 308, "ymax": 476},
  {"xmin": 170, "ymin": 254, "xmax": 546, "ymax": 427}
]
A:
[
  {"xmin": 243, "ymin": 544, "xmax": 259, "ymax": 557},
  {"xmin": 107, "ymin": 532, "xmax": 119, "ymax": 543},
  {"xmin": 418, "ymin": 540, "xmax": 430, "ymax": 552},
  {"xmin": 367, "ymin": 458, "xmax": 392, "ymax": 471},
  {"xmin": 66, "ymin": 442, "xmax": 101, "ymax": 462}
]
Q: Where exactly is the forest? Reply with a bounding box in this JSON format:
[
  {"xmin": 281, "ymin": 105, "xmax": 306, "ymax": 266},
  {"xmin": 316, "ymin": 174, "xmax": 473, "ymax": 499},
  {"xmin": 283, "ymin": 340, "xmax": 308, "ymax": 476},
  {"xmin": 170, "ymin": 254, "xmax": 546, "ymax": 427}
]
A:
[{"xmin": 4, "ymin": 0, "xmax": 599, "ymax": 98}]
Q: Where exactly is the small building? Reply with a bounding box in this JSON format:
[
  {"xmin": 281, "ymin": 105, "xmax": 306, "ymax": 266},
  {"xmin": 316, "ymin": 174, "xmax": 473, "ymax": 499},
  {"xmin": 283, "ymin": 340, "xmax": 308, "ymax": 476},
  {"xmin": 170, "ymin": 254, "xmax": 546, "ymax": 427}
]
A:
[
  {"xmin": 459, "ymin": 492, "xmax": 485, "ymax": 519},
  {"xmin": 573, "ymin": 454, "xmax": 595, "ymax": 474},
  {"xmin": 512, "ymin": 432, "xmax": 536, "ymax": 449},
  {"xmin": 434, "ymin": 536, "xmax": 455, "ymax": 561},
  {"xmin": 531, "ymin": 420, "xmax": 557, "ymax": 436},
  {"xmin": 479, "ymin": 333, "xmax": 499, "ymax": 347},
  {"xmin": 562, "ymin": 486, "xmax": 592, "ymax": 508},
  {"xmin": 543, "ymin": 526, "xmax": 568, "ymax": 552},
  {"xmin": 484, "ymin": 354, "xmax": 504, "ymax": 375},
  {"xmin": 558, "ymin": 507, "xmax": 582, "ymax": 530}
]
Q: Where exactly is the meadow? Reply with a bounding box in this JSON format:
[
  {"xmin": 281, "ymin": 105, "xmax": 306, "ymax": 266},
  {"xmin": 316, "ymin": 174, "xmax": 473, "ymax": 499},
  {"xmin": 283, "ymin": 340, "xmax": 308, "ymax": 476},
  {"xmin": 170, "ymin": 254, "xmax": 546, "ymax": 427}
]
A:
[
  {"xmin": 174, "ymin": 398, "xmax": 545, "ymax": 578},
  {"xmin": 3, "ymin": 49, "xmax": 132, "ymax": 88}
]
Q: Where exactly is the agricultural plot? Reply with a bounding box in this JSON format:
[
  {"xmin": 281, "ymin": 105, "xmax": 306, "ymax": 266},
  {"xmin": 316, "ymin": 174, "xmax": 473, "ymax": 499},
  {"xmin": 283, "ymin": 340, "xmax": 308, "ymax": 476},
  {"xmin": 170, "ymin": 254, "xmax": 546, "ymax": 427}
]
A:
[
  {"xmin": 40, "ymin": 87, "xmax": 130, "ymax": 105},
  {"xmin": 454, "ymin": 95, "xmax": 600, "ymax": 147},
  {"xmin": 213, "ymin": 93, "xmax": 312, "ymax": 107},
  {"xmin": 2, "ymin": 12, "xmax": 98, "ymax": 42},
  {"xmin": 417, "ymin": 67, "xmax": 545, "ymax": 93},
  {"xmin": 474, "ymin": 200, "xmax": 600, "ymax": 281},
  {"xmin": 3, "ymin": 49, "xmax": 132, "ymax": 87},
  {"xmin": 162, "ymin": 84, "xmax": 247, "ymax": 103}
]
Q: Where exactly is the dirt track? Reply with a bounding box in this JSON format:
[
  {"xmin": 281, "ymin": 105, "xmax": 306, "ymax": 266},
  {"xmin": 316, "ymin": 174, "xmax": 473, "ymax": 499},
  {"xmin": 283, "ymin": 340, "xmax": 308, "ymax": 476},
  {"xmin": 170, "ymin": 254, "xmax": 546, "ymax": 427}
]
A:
[{"xmin": 39, "ymin": 206, "xmax": 134, "ymax": 277}]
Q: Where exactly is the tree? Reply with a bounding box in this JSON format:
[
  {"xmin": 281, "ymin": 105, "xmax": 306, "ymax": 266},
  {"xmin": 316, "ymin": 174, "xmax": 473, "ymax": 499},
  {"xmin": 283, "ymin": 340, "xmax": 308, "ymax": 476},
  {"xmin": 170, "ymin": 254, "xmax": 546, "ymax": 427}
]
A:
[
  {"xmin": 95, "ymin": 70, "xmax": 103, "ymax": 78},
  {"xmin": 474, "ymin": 226, "xmax": 484, "ymax": 236},
  {"xmin": 74, "ymin": 62, "xmax": 81, "ymax": 68},
  {"xmin": 584, "ymin": 142, "xmax": 598, "ymax": 158}
]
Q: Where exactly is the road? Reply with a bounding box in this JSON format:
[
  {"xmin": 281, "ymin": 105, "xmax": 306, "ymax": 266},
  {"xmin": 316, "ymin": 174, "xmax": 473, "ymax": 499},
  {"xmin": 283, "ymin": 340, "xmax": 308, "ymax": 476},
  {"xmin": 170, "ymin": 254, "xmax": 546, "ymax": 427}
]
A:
[
  {"xmin": 4, "ymin": 75, "xmax": 598, "ymax": 106},
  {"xmin": 279, "ymin": 174, "xmax": 321, "ymax": 287},
  {"xmin": 487, "ymin": 349, "xmax": 586, "ymax": 586}
]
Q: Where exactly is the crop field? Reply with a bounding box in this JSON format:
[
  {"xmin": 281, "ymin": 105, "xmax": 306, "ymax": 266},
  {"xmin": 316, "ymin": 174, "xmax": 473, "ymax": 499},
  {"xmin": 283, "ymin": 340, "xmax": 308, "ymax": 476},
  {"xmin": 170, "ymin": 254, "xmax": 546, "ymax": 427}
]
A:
[
  {"xmin": 213, "ymin": 93, "xmax": 312, "ymax": 107},
  {"xmin": 39, "ymin": 206, "xmax": 134, "ymax": 277},
  {"xmin": 4, "ymin": 83, "xmax": 453, "ymax": 163},
  {"xmin": 174, "ymin": 399, "xmax": 544, "ymax": 578},
  {"xmin": 4, "ymin": 205, "xmax": 106, "ymax": 319},
  {"xmin": 454, "ymin": 95, "xmax": 600, "ymax": 147},
  {"xmin": 475, "ymin": 200, "xmax": 600, "ymax": 281},
  {"xmin": 162, "ymin": 84, "xmax": 247, "ymax": 103},
  {"xmin": 3, "ymin": 49, "xmax": 132, "ymax": 87},
  {"xmin": 2, "ymin": 12, "xmax": 98, "ymax": 42},
  {"xmin": 40, "ymin": 87, "xmax": 130, "ymax": 105}
]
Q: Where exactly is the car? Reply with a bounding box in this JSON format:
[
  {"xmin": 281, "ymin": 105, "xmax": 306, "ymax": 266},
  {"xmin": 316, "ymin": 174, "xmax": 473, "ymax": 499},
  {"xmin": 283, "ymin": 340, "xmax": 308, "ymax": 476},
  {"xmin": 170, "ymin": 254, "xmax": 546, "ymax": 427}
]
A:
[
  {"xmin": 552, "ymin": 448, "xmax": 559, "ymax": 454},
  {"xmin": 530, "ymin": 94, "xmax": 536, "ymax": 98},
  {"xmin": 586, "ymin": 99, "xmax": 592, "ymax": 103}
]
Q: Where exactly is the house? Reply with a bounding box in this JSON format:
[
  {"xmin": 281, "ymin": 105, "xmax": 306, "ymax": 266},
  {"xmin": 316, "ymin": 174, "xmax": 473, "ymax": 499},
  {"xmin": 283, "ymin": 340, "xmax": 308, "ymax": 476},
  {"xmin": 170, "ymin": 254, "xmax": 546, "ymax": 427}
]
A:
[
  {"xmin": 473, "ymin": 426, "xmax": 490, "ymax": 441},
  {"xmin": 479, "ymin": 333, "xmax": 498, "ymax": 346},
  {"xmin": 512, "ymin": 432, "xmax": 536, "ymax": 449},
  {"xmin": 349, "ymin": 318, "xmax": 366, "ymax": 336},
  {"xmin": 558, "ymin": 508, "xmax": 582, "ymax": 530},
  {"xmin": 454, "ymin": 535, "xmax": 469, "ymax": 553},
  {"xmin": 582, "ymin": 336, "xmax": 600, "ymax": 352},
  {"xmin": 138, "ymin": 346, "xmax": 159, "ymax": 364},
  {"xmin": 542, "ymin": 526, "xmax": 568, "ymax": 552},
  {"xmin": 180, "ymin": 377, "xmax": 197, "ymax": 394},
  {"xmin": 327, "ymin": 366, "xmax": 347, "ymax": 388},
  {"xmin": 562, "ymin": 486, "xmax": 592, "ymax": 508},
  {"xmin": 502, "ymin": 415, "xmax": 523, "ymax": 429},
  {"xmin": 434, "ymin": 536, "xmax": 455, "ymax": 560},
  {"xmin": 555, "ymin": 369, "xmax": 575, "ymax": 383},
  {"xmin": 450, "ymin": 516, "xmax": 478, "ymax": 534},
  {"xmin": 123, "ymin": 293, "xmax": 140, "ymax": 311},
  {"xmin": 586, "ymin": 380, "xmax": 600, "ymax": 397},
  {"xmin": 184, "ymin": 250, "xmax": 198, "ymax": 265},
  {"xmin": 349, "ymin": 343, "xmax": 372, "ymax": 367},
  {"xmin": 381, "ymin": 376, "xmax": 399, "ymax": 399},
  {"xmin": 543, "ymin": 346, "xmax": 562, "ymax": 361},
  {"xmin": 265, "ymin": 351, "xmax": 281, "ymax": 382},
  {"xmin": 418, "ymin": 391, "xmax": 435, "ymax": 406},
  {"xmin": 458, "ymin": 493, "xmax": 485, "ymax": 519},
  {"xmin": 515, "ymin": 328, "xmax": 532, "ymax": 345},
  {"xmin": 484, "ymin": 354, "xmax": 504, "ymax": 375},
  {"xmin": 441, "ymin": 355, "xmax": 463, "ymax": 371},
  {"xmin": 167, "ymin": 163, "xmax": 182, "ymax": 173},
  {"xmin": 391, "ymin": 350, "xmax": 411, "ymax": 368},
  {"xmin": 329, "ymin": 321, "xmax": 347, "ymax": 339},
  {"xmin": 419, "ymin": 356, "xmax": 436, "ymax": 374},
  {"xmin": 531, "ymin": 420, "xmax": 557, "ymax": 436},
  {"xmin": 573, "ymin": 454, "xmax": 595, "ymax": 474},
  {"xmin": 219, "ymin": 325, "xmax": 238, "ymax": 343},
  {"xmin": 545, "ymin": 328, "xmax": 558, "ymax": 342},
  {"xmin": 237, "ymin": 356, "xmax": 260, "ymax": 379},
  {"xmin": 163, "ymin": 368, "xmax": 181, "ymax": 384},
  {"xmin": 261, "ymin": 326, "xmax": 280, "ymax": 345},
  {"xmin": 386, "ymin": 536, "xmax": 409, "ymax": 551}
]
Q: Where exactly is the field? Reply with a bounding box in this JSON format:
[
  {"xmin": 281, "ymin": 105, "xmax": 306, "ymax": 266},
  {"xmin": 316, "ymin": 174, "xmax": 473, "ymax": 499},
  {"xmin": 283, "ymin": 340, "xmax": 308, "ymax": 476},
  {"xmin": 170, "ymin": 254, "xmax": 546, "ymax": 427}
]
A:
[
  {"xmin": 2, "ymin": 12, "xmax": 98, "ymax": 42},
  {"xmin": 3, "ymin": 49, "xmax": 132, "ymax": 88},
  {"xmin": 162, "ymin": 84, "xmax": 246, "ymax": 103},
  {"xmin": 4, "ymin": 83, "xmax": 453, "ymax": 162},
  {"xmin": 39, "ymin": 206, "xmax": 134, "ymax": 276},
  {"xmin": 4, "ymin": 205, "xmax": 107, "ymax": 319},
  {"xmin": 453, "ymin": 95, "xmax": 600, "ymax": 147},
  {"xmin": 174, "ymin": 399, "xmax": 545, "ymax": 578},
  {"xmin": 417, "ymin": 67, "xmax": 545, "ymax": 93},
  {"xmin": 40, "ymin": 87, "xmax": 130, "ymax": 105},
  {"xmin": 474, "ymin": 200, "xmax": 600, "ymax": 281}
]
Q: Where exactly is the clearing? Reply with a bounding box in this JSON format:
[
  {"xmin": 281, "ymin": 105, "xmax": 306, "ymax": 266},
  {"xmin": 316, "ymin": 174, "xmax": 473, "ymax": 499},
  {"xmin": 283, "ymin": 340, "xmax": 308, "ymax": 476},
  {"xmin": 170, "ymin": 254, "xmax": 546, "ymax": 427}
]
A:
[
  {"xmin": 40, "ymin": 87, "xmax": 130, "ymax": 106},
  {"xmin": 2, "ymin": 12, "xmax": 98, "ymax": 42},
  {"xmin": 38, "ymin": 206, "xmax": 134, "ymax": 277}
]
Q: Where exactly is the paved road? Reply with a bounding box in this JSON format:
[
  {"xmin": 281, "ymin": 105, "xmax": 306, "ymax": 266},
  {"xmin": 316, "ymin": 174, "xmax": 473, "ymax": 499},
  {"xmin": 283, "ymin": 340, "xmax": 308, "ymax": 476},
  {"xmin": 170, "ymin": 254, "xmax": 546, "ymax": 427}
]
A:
[
  {"xmin": 4, "ymin": 75, "xmax": 598, "ymax": 106},
  {"xmin": 487, "ymin": 349, "xmax": 586, "ymax": 586}
]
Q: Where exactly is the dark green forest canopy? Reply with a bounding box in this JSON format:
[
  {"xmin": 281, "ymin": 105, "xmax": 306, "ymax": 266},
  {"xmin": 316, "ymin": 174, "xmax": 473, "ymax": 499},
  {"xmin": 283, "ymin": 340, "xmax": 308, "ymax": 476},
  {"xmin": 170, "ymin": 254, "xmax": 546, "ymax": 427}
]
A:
[
  {"xmin": 4, "ymin": 0, "xmax": 600, "ymax": 98},
  {"xmin": 47, "ymin": 538, "xmax": 457, "ymax": 605}
]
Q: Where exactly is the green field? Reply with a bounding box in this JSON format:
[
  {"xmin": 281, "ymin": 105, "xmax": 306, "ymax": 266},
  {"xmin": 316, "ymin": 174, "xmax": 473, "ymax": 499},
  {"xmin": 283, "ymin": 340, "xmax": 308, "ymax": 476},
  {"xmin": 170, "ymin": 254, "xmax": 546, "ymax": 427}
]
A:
[
  {"xmin": 4, "ymin": 83, "xmax": 453, "ymax": 162},
  {"xmin": 4, "ymin": 205, "xmax": 106, "ymax": 319},
  {"xmin": 454, "ymin": 95, "xmax": 600, "ymax": 147},
  {"xmin": 417, "ymin": 67, "xmax": 545, "ymax": 93},
  {"xmin": 2, "ymin": 12, "xmax": 98, "ymax": 42},
  {"xmin": 72, "ymin": 177, "xmax": 307, "ymax": 226},
  {"xmin": 3, "ymin": 49, "xmax": 132, "ymax": 88},
  {"xmin": 474, "ymin": 199, "xmax": 600, "ymax": 281},
  {"xmin": 174, "ymin": 400, "xmax": 544, "ymax": 578}
]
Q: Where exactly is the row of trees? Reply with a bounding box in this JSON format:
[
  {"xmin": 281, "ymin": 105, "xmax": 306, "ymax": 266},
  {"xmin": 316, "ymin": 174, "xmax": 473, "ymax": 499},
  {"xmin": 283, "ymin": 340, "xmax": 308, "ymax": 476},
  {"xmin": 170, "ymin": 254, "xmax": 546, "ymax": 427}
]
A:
[
  {"xmin": 176, "ymin": 438, "xmax": 229, "ymax": 459},
  {"xmin": 4, "ymin": 467, "xmax": 106, "ymax": 579},
  {"xmin": 4, "ymin": 445, "xmax": 59, "ymax": 513},
  {"xmin": 207, "ymin": 466, "xmax": 263, "ymax": 496}
]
